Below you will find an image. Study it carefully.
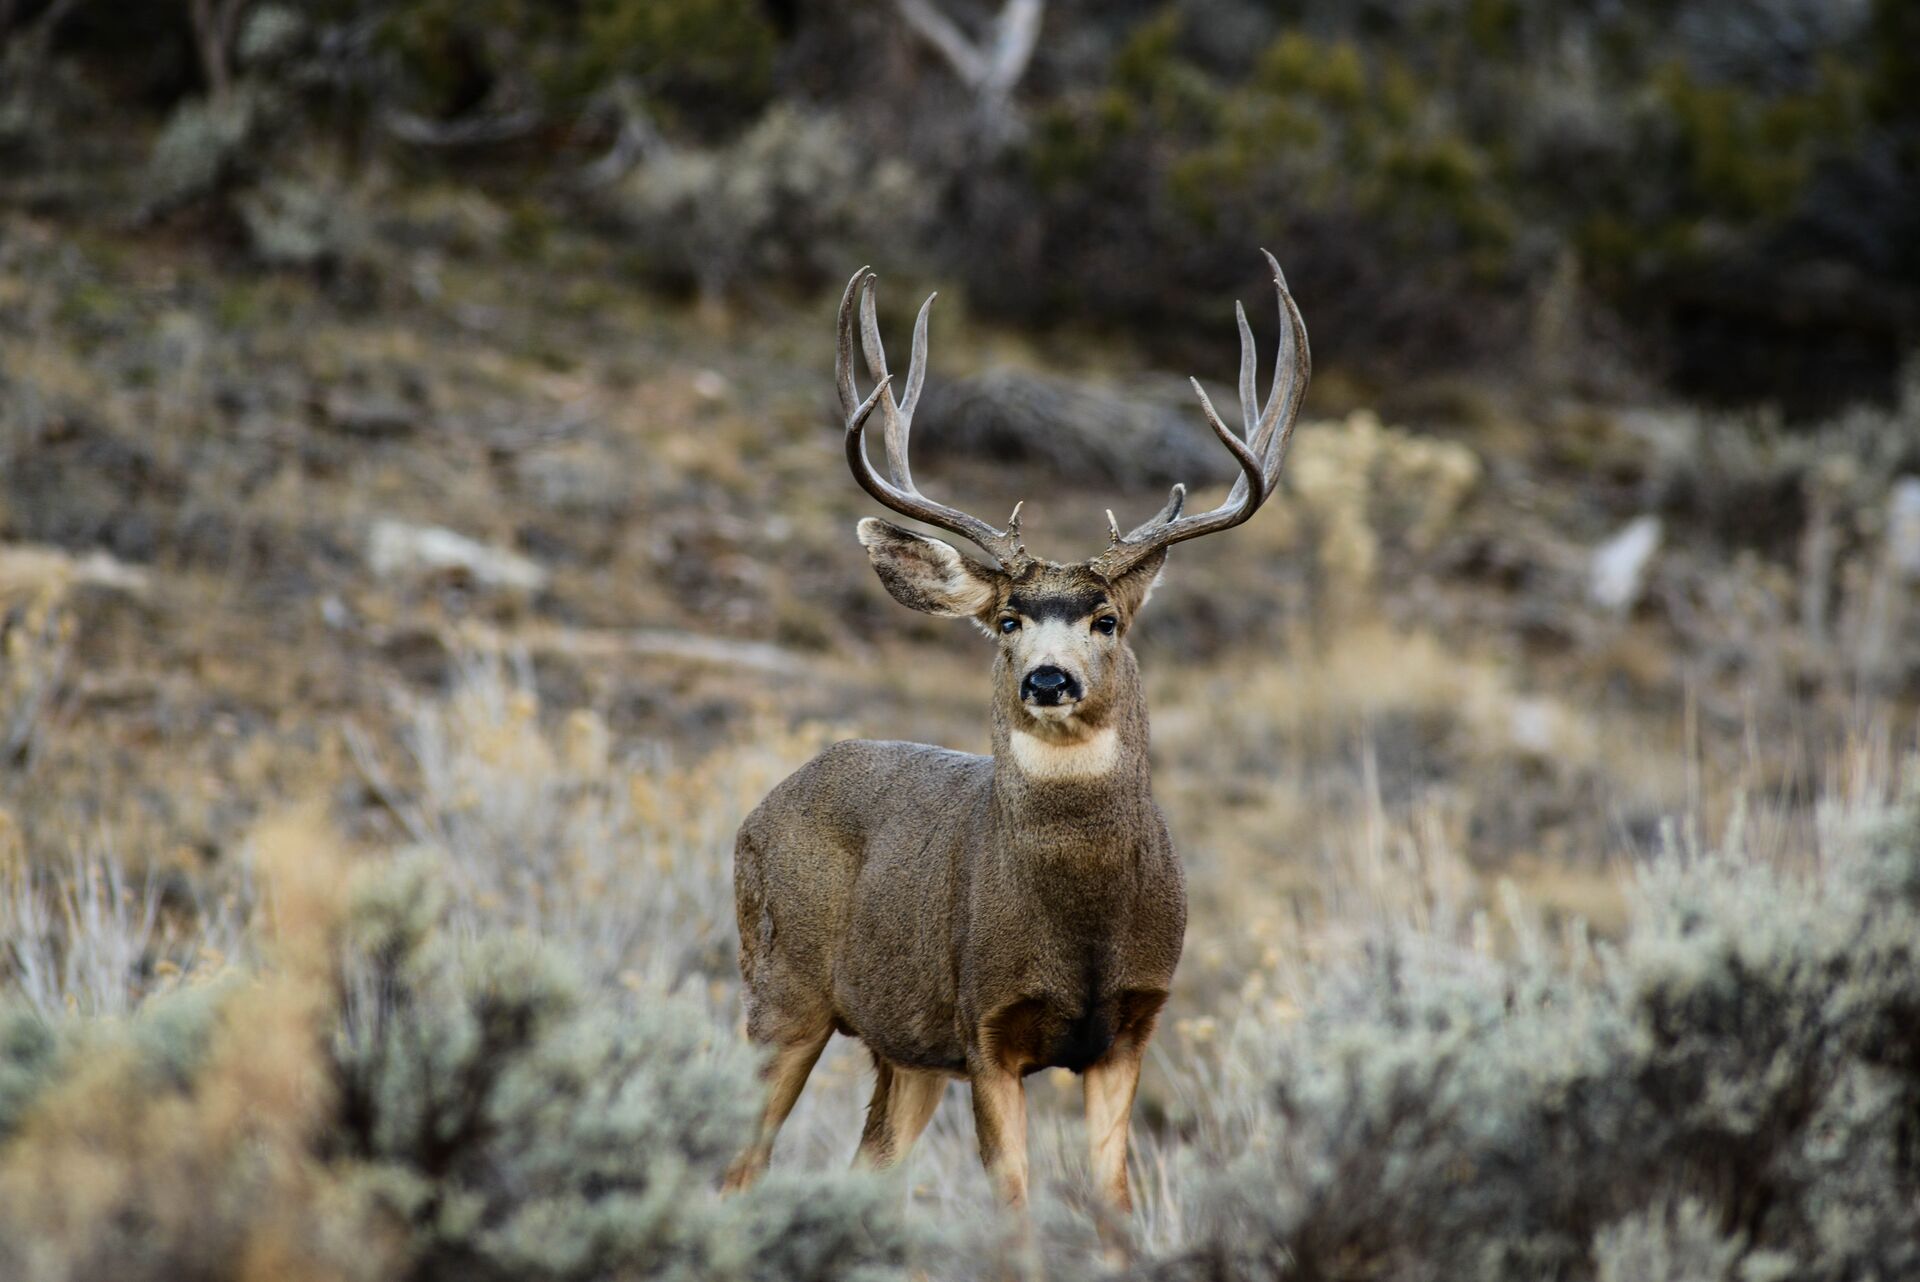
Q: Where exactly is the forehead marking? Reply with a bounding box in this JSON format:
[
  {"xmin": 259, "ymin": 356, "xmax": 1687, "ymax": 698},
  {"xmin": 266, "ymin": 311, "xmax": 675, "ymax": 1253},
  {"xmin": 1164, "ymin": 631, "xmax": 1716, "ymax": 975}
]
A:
[
  {"xmin": 1007, "ymin": 726, "xmax": 1120, "ymax": 779},
  {"xmin": 1006, "ymin": 588, "xmax": 1108, "ymax": 622}
]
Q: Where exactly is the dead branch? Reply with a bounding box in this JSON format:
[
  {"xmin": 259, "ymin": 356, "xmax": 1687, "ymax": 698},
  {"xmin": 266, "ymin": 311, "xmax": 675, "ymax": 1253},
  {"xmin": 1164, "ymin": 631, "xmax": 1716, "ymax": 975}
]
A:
[
  {"xmin": 187, "ymin": 0, "xmax": 248, "ymax": 100},
  {"xmin": 892, "ymin": 0, "xmax": 1043, "ymax": 143}
]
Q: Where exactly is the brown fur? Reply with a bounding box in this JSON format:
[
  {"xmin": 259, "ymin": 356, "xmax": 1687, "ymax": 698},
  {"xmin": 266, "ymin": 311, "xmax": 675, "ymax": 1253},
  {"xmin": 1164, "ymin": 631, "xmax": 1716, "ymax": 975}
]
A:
[{"xmin": 726, "ymin": 530, "xmax": 1185, "ymax": 1215}]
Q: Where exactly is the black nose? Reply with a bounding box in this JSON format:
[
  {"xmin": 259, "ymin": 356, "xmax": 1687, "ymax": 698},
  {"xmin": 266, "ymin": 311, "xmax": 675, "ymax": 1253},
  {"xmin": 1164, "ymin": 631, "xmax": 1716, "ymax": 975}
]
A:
[{"xmin": 1021, "ymin": 665, "xmax": 1081, "ymax": 704}]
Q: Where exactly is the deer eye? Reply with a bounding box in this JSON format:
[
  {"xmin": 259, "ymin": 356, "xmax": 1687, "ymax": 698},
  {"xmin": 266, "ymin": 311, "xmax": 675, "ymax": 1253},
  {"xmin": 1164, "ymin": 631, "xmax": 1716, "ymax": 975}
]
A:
[
  {"xmin": 998, "ymin": 616, "xmax": 1020, "ymax": 634},
  {"xmin": 1093, "ymin": 615, "xmax": 1118, "ymax": 636}
]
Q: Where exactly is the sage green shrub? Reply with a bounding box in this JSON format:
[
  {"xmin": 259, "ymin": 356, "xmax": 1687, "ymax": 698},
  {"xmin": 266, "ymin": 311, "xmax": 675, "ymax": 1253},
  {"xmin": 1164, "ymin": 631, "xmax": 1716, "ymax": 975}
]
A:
[
  {"xmin": 0, "ymin": 855, "xmax": 913, "ymax": 1282},
  {"xmin": 1147, "ymin": 792, "xmax": 1920, "ymax": 1281}
]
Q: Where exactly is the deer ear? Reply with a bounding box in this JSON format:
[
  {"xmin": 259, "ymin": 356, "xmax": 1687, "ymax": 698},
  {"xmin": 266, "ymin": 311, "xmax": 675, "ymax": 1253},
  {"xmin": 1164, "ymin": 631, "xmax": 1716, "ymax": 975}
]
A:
[
  {"xmin": 857, "ymin": 518, "xmax": 1000, "ymax": 619},
  {"xmin": 1106, "ymin": 546, "xmax": 1168, "ymax": 617}
]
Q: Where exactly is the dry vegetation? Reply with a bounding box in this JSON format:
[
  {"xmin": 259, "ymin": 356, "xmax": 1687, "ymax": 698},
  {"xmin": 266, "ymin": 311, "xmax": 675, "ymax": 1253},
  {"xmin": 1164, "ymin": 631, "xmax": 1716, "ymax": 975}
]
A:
[{"xmin": 4, "ymin": 197, "xmax": 1920, "ymax": 1278}]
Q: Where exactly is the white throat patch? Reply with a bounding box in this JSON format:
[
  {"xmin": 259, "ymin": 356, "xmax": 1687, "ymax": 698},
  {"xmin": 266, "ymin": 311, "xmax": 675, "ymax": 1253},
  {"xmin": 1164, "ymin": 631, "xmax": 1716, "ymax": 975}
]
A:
[{"xmin": 1007, "ymin": 726, "xmax": 1120, "ymax": 780}]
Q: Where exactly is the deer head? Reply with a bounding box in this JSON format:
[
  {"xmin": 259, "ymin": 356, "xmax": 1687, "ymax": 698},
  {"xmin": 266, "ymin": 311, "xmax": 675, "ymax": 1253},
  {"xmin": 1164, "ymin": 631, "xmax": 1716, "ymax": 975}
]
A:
[{"xmin": 838, "ymin": 256, "xmax": 1311, "ymax": 737}]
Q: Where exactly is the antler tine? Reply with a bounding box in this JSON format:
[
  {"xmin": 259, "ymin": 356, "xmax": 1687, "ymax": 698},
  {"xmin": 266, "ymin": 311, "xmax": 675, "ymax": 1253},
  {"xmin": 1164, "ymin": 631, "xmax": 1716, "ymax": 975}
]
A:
[
  {"xmin": 1253, "ymin": 249, "xmax": 1312, "ymax": 486},
  {"xmin": 1189, "ymin": 375, "xmax": 1266, "ymax": 510},
  {"xmin": 849, "ymin": 374, "xmax": 893, "ymax": 433},
  {"xmin": 856, "ymin": 274, "xmax": 913, "ymax": 491},
  {"xmin": 855, "ymin": 278, "xmax": 940, "ymax": 495},
  {"xmin": 902, "ymin": 293, "xmax": 935, "ymax": 423},
  {"xmin": 1092, "ymin": 252, "xmax": 1311, "ymax": 580},
  {"xmin": 835, "ymin": 266, "xmax": 870, "ymax": 423},
  {"xmin": 1124, "ymin": 483, "xmax": 1186, "ymax": 541},
  {"xmin": 1260, "ymin": 249, "xmax": 1299, "ymax": 428},
  {"xmin": 856, "ymin": 269, "xmax": 889, "ymax": 389},
  {"xmin": 1235, "ymin": 300, "xmax": 1259, "ymax": 435},
  {"xmin": 838, "ymin": 268, "xmax": 1033, "ymax": 574}
]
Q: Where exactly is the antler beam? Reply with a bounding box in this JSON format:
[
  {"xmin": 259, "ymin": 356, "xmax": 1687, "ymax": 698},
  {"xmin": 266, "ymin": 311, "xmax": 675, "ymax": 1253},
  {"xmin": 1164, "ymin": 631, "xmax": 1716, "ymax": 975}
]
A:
[
  {"xmin": 1091, "ymin": 250, "xmax": 1311, "ymax": 580},
  {"xmin": 838, "ymin": 268, "xmax": 1034, "ymax": 574}
]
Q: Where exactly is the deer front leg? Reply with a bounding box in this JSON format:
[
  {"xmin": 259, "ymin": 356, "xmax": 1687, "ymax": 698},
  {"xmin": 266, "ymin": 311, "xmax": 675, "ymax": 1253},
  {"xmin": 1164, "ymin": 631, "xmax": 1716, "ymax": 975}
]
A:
[
  {"xmin": 1083, "ymin": 1038, "xmax": 1144, "ymax": 1214},
  {"xmin": 1085, "ymin": 992, "xmax": 1166, "ymax": 1235},
  {"xmin": 969, "ymin": 1066, "xmax": 1030, "ymax": 1208}
]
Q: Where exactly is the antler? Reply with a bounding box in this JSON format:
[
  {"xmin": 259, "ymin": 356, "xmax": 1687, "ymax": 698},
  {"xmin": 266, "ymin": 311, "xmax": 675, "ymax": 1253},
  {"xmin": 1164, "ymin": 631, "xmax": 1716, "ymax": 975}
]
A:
[
  {"xmin": 1090, "ymin": 250, "xmax": 1312, "ymax": 580},
  {"xmin": 838, "ymin": 267, "xmax": 1034, "ymax": 574}
]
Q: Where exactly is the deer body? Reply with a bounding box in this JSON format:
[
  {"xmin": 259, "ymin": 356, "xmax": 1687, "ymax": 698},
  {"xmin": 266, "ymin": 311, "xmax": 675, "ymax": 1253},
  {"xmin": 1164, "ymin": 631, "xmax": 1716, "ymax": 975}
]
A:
[
  {"xmin": 725, "ymin": 256, "xmax": 1309, "ymax": 1221},
  {"xmin": 737, "ymin": 643, "xmax": 1183, "ymax": 1067}
]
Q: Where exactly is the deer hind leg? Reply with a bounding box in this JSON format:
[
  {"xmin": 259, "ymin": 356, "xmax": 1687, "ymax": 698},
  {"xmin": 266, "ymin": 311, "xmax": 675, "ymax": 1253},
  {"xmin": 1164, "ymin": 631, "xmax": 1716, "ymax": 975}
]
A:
[
  {"xmin": 854, "ymin": 1058, "xmax": 947, "ymax": 1171},
  {"xmin": 722, "ymin": 1025, "xmax": 831, "ymax": 1193}
]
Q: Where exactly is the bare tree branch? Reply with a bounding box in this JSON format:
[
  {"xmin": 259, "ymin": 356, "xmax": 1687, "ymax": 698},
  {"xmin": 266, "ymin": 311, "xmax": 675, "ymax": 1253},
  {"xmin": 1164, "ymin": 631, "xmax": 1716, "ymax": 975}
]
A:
[
  {"xmin": 894, "ymin": 0, "xmax": 990, "ymax": 87},
  {"xmin": 5, "ymin": 0, "xmax": 84, "ymax": 55},
  {"xmin": 188, "ymin": 0, "xmax": 249, "ymax": 101},
  {"xmin": 981, "ymin": 0, "xmax": 1041, "ymax": 99},
  {"xmin": 892, "ymin": 0, "xmax": 1043, "ymax": 143}
]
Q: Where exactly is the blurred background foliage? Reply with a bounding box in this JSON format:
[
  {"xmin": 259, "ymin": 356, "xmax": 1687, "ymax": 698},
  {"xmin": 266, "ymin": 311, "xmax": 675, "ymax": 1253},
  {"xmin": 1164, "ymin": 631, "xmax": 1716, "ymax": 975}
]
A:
[{"xmin": 3, "ymin": 0, "xmax": 1916, "ymax": 415}]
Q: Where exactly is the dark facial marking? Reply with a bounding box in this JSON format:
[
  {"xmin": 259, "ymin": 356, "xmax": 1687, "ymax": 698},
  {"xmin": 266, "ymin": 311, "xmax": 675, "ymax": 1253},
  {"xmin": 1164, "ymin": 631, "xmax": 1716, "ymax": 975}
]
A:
[{"xmin": 1005, "ymin": 588, "xmax": 1109, "ymax": 624}]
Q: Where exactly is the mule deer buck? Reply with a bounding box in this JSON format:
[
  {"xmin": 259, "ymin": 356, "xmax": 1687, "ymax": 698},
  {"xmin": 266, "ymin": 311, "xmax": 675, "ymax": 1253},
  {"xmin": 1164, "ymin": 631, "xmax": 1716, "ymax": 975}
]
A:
[{"xmin": 726, "ymin": 253, "xmax": 1310, "ymax": 1219}]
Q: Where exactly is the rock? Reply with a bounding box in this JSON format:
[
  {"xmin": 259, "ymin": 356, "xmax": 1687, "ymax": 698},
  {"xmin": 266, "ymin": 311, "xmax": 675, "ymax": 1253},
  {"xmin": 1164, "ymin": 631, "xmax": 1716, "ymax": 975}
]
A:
[
  {"xmin": 323, "ymin": 389, "xmax": 415, "ymax": 438},
  {"xmin": 916, "ymin": 369, "xmax": 1222, "ymax": 486},
  {"xmin": 1503, "ymin": 695, "xmax": 1592, "ymax": 763},
  {"xmin": 1507, "ymin": 697, "xmax": 1560, "ymax": 758},
  {"xmin": 512, "ymin": 441, "xmax": 629, "ymax": 517},
  {"xmin": 240, "ymin": 178, "xmax": 368, "ymax": 270},
  {"xmin": 1589, "ymin": 515, "xmax": 1662, "ymax": 612},
  {"xmin": 366, "ymin": 520, "xmax": 547, "ymax": 593},
  {"xmin": 0, "ymin": 543, "xmax": 151, "ymax": 609},
  {"xmin": 1888, "ymin": 478, "xmax": 1920, "ymax": 582}
]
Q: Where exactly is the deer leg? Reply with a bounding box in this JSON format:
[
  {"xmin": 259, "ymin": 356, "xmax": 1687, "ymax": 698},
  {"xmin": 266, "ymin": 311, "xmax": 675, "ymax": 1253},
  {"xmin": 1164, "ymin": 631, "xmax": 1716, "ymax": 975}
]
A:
[
  {"xmin": 1083, "ymin": 1036, "xmax": 1145, "ymax": 1216},
  {"xmin": 854, "ymin": 1059, "xmax": 947, "ymax": 1170},
  {"xmin": 722, "ymin": 1027, "xmax": 830, "ymax": 1192},
  {"xmin": 969, "ymin": 1067, "xmax": 1030, "ymax": 1209},
  {"xmin": 1084, "ymin": 994, "xmax": 1166, "ymax": 1251}
]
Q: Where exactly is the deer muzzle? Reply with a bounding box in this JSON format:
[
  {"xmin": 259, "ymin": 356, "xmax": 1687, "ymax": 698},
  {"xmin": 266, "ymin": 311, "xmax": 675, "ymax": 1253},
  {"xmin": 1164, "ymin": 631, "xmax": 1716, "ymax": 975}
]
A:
[{"xmin": 1020, "ymin": 664, "xmax": 1082, "ymax": 709}]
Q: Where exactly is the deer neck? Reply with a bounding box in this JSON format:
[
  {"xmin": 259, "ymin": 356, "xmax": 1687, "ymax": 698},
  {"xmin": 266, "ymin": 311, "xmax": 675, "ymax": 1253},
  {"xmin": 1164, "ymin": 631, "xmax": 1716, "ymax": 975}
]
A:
[{"xmin": 989, "ymin": 650, "xmax": 1153, "ymax": 829}]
